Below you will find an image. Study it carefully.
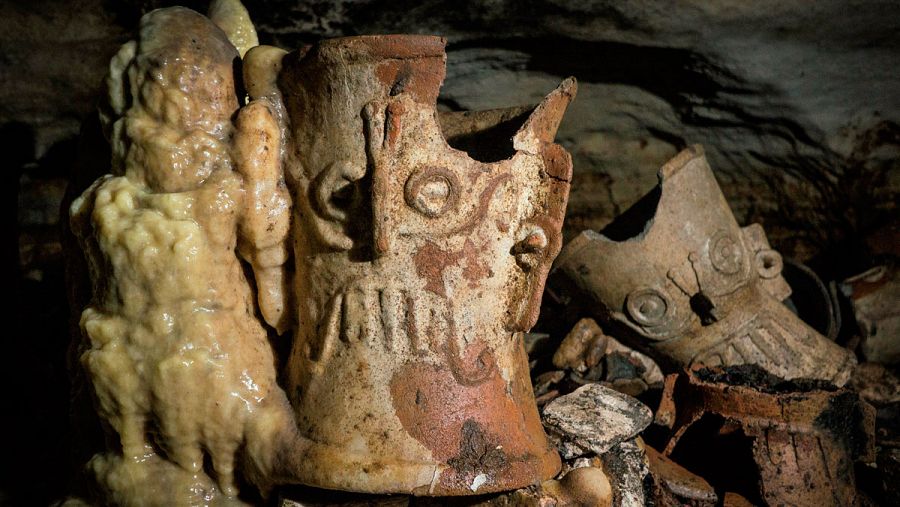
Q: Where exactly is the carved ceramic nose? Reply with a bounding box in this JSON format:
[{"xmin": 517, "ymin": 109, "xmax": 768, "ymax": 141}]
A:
[
  {"xmin": 371, "ymin": 160, "xmax": 391, "ymax": 257},
  {"xmin": 369, "ymin": 101, "xmax": 417, "ymax": 258}
]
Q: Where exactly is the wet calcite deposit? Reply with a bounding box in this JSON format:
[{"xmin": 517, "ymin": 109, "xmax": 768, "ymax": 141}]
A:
[
  {"xmin": 67, "ymin": 1, "xmax": 575, "ymax": 503},
  {"xmin": 70, "ymin": 5, "xmax": 296, "ymax": 503}
]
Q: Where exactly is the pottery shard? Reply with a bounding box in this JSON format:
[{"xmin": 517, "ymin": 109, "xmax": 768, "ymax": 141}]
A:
[
  {"xmin": 842, "ymin": 264, "xmax": 900, "ymax": 365},
  {"xmin": 850, "ymin": 362, "xmax": 900, "ymax": 407},
  {"xmin": 542, "ymin": 383, "xmax": 653, "ymax": 456},
  {"xmin": 553, "ymin": 317, "xmax": 607, "ymax": 372},
  {"xmin": 645, "ymin": 445, "xmax": 717, "ymax": 506},
  {"xmin": 881, "ymin": 448, "xmax": 900, "ymax": 505}
]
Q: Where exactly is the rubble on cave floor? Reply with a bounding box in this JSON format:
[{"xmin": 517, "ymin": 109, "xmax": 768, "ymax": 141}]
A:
[
  {"xmin": 519, "ymin": 293, "xmax": 896, "ymax": 506},
  {"xmin": 280, "ymin": 300, "xmax": 898, "ymax": 506}
]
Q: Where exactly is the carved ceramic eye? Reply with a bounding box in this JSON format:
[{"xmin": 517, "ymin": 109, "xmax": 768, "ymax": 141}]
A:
[
  {"xmin": 626, "ymin": 288, "xmax": 671, "ymax": 327},
  {"xmin": 755, "ymin": 249, "xmax": 783, "ymax": 279},
  {"xmin": 404, "ymin": 167, "xmax": 459, "ymax": 217},
  {"xmin": 709, "ymin": 231, "xmax": 743, "ymax": 274}
]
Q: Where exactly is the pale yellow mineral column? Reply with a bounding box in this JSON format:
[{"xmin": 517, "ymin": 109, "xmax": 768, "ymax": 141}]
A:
[{"xmin": 208, "ymin": 0, "xmax": 259, "ymax": 57}]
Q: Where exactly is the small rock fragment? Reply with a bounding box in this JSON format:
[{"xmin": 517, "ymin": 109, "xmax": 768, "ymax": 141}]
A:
[
  {"xmin": 721, "ymin": 492, "xmax": 755, "ymax": 507},
  {"xmin": 609, "ymin": 378, "xmax": 649, "ymax": 398},
  {"xmin": 542, "ymin": 466, "xmax": 614, "ymax": 507},
  {"xmin": 605, "ymin": 335, "xmax": 664, "ymax": 386},
  {"xmin": 535, "ymin": 390, "xmax": 561, "ymax": 407},
  {"xmin": 582, "ymin": 362, "xmax": 605, "ymax": 381},
  {"xmin": 597, "ymin": 438, "xmax": 650, "ymax": 507},
  {"xmin": 546, "ymin": 431, "xmax": 589, "ymax": 460},
  {"xmin": 567, "ymin": 371, "xmax": 596, "ymax": 387},
  {"xmin": 605, "ymin": 352, "xmax": 642, "ymax": 382},
  {"xmin": 568, "ymin": 456, "xmax": 600, "ymax": 470},
  {"xmin": 645, "ymin": 445, "xmax": 717, "ymax": 506},
  {"xmin": 851, "ymin": 362, "xmax": 900, "ymax": 406},
  {"xmin": 553, "ymin": 318, "xmax": 607, "ymax": 372},
  {"xmin": 543, "ymin": 383, "xmax": 653, "ymax": 456},
  {"xmin": 533, "ymin": 370, "xmax": 565, "ymax": 396},
  {"xmin": 842, "ymin": 264, "xmax": 900, "ymax": 365},
  {"xmin": 584, "ymin": 338, "xmax": 607, "ymax": 370}
]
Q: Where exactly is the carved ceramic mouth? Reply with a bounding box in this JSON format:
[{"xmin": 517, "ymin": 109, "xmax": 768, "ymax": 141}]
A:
[
  {"xmin": 692, "ymin": 309, "xmax": 854, "ymax": 384},
  {"xmin": 304, "ymin": 280, "xmax": 500, "ymax": 385}
]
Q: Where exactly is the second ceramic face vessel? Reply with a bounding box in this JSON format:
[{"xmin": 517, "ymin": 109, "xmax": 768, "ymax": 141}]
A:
[
  {"xmin": 261, "ymin": 35, "xmax": 576, "ymax": 495},
  {"xmin": 551, "ymin": 146, "xmax": 856, "ymax": 386}
]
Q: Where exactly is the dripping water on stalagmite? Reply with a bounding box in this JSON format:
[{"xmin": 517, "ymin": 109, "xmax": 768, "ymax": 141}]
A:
[{"xmin": 68, "ymin": 3, "xmax": 296, "ymax": 503}]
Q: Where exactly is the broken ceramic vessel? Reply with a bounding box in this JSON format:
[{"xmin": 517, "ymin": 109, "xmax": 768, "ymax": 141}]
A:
[
  {"xmin": 550, "ymin": 146, "xmax": 857, "ymax": 385},
  {"xmin": 658, "ymin": 366, "xmax": 875, "ymax": 506},
  {"xmin": 248, "ymin": 35, "xmax": 575, "ymax": 495},
  {"xmin": 67, "ymin": 3, "xmax": 575, "ymax": 500}
]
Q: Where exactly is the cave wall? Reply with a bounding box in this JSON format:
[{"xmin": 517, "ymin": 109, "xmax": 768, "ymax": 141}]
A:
[
  {"xmin": 249, "ymin": 0, "xmax": 900, "ymax": 266},
  {"xmin": 0, "ymin": 0, "xmax": 897, "ymax": 502},
  {"xmin": 6, "ymin": 0, "xmax": 900, "ymax": 273}
]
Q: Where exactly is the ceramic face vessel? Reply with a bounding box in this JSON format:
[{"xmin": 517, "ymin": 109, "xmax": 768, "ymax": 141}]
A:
[
  {"xmin": 260, "ymin": 35, "xmax": 575, "ymax": 494},
  {"xmin": 551, "ymin": 146, "xmax": 856, "ymax": 386}
]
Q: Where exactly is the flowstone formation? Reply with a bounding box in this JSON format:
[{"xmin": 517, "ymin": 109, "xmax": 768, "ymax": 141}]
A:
[
  {"xmin": 66, "ymin": 1, "xmax": 575, "ymax": 503},
  {"xmin": 69, "ymin": 4, "xmax": 295, "ymax": 503}
]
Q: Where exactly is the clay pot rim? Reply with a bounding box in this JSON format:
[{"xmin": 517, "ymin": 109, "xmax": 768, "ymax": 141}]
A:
[{"xmin": 313, "ymin": 34, "xmax": 447, "ymax": 61}]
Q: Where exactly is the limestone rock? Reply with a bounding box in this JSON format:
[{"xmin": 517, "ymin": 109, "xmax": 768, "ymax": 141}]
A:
[
  {"xmin": 542, "ymin": 383, "xmax": 653, "ymax": 456},
  {"xmin": 597, "ymin": 439, "xmax": 650, "ymax": 507}
]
